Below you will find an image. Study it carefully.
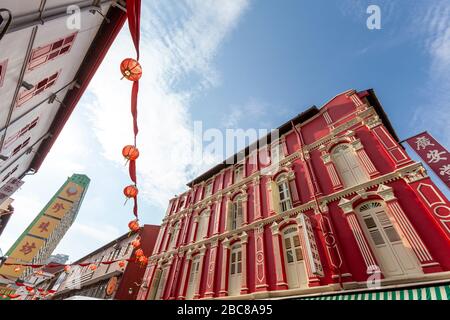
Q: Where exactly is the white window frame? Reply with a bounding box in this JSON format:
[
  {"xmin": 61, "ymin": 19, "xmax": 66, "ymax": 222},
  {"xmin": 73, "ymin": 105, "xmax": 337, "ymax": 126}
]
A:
[
  {"xmin": 195, "ymin": 210, "xmax": 209, "ymax": 241},
  {"xmin": 230, "ymin": 196, "xmax": 243, "ymax": 231},
  {"xmin": 234, "ymin": 165, "xmax": 244, "ymax": 183},
  {"xmin": 276, "ymin": 175, "xmax": 292, "ymax": 212},
  {"xmin": 204, "ymin": 181, "xmax": 213, "ymax": 197}
]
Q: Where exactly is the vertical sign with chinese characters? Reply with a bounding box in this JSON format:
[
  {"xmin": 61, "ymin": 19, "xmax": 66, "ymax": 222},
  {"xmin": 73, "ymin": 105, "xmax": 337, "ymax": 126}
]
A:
[
  {"xmin": 0, "ymin": 177, "xmax": 24, "ymax": 204},
  {"xmin": 0, "ymin": 174, "xmax": 89, "ymax": 279},
  {"xmin": 405, "ymin": 132, "xmax": 450, "ymax": 189}
]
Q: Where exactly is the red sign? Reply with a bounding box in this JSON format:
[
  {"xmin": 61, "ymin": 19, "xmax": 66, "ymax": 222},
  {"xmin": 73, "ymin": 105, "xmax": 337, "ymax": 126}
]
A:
[{"xmin": 405, "ymin": 131, "xmax": 450, "ymax": 189}]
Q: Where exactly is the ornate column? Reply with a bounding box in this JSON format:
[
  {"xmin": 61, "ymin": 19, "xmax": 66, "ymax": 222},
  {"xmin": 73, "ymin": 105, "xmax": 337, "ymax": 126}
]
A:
[
  {"xmin": 266, "ymin": 177, "xmax": 275, "ymax": 215},
  {"xmin": 204, "ymin": 203, "xmax": 213, "ymax": 239},
  {"xmin": 161, "ymin": 256, "xmax": 175, "ymax": 300},
  {"xmin": 177, "ymin": 251, "xmax": 192, "ymax": 300},
  {"xmin": 287, "ymin": 168, "xmax": 300, "ymax": 205},
  {"xmin": 193, "ymin": 245, "xmax": 207, "ymax": 299},
  {"xmin": 240, "ymin": 232, "xmax": 249, "ymax": 294},
  {"xmin": 377, "ymin": 184, "xmax": 438, "ymax": 271},
  {"xmin": 219, "ymin": 238, "xmax": 231, "ymax": 296},
  {"xmin": 254, "ymin": 224, "xmax": 269, "ymax": 292},
  {"xmin": 270, "ymin": 222, "xmax": 288, "ymax": 290},
  {"xmin": 319, "ymin": 145, "xmax": 343, "ymax": 191},
  {"xmin": 351, "ymin": 138, "xmax": 379, "ymax": 178},
  {"xmin": 165, "ymin": 254, "xmax": 182, "ymax": 300},
  {"xmin": 204, "ymin": 240, "xmax": 219, "ymax": 298},
  {"xmin": 181, "ymin": 210, "xmax": 193, "ymax": 245},
  {"xmin": 253, "ymin": 176, "xmax": 262, "ymax": 220},
  {"xmin": 213, "ymin": 195, "xmax": 222, "ymax": 235},
  {"xmin": 338, "ymin": 198, "xmax": 379, "ymax": 274},
  {"xmin": 223, "ymin": 193, "xmax": 232, "ymax": 232},
  {"xmin": 296, "ymin": 213, "xmax": 322, "ymax": 287},
  {"xmin": 242, "ymin": 190, "xmax": 248, "ymax": 226},
  {"xmin": 190, "ymin": 212, "xmax": 199, "ymax": 244},
  {"xmin": 153, "ymin": 223, "xmax": 166, "ymax": 255},
  {"xmin": 281, "ymin": 136, "xmax": 288, "ymax": 157}
]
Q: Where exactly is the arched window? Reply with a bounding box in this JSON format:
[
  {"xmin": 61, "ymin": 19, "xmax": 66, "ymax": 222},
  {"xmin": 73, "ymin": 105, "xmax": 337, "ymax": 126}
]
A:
[
  {"xmin": 195, "ymin": 210, "xmax": 209, "ymax": 241},
  {"xmin": 331, "ymin": 144, "xmax": 368, "ymax": 187},
  {"xmin": 228, "ymin": 244, "xmax": 242, "ymax": 296},
  {"xmin": 276, "ymin": 175, "xmax": 292, "ymax": 212},
  {"xmin": 230, "ymin": 195, "xmax": 243, "ymax": 231},
  {"xmin": 186, "ymin": 255, "xmax": 201, "ymax": 299},
  {"xmin": 356, "ymin": 201, "xmax": 421, "ymax": 277}
]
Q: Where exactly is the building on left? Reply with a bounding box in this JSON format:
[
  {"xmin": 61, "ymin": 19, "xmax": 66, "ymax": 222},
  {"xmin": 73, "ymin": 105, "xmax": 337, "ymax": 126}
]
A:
[
  {"xmin": 0, "ymin": 0, "xmax": 127, "ymax": 203},
  {"xmin": 0, "ymin": 174, "xmax": 90, "ymax": 284}
]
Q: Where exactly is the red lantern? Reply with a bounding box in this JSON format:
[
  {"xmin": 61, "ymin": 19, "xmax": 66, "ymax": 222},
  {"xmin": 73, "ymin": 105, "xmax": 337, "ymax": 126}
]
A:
[
  {"xmin": 131, "ymin": 238, "xmax": 141, "ymax": 248},
  {"xmin": 124, "ymin": 185, "xmax": 138, "ymax": 198},
  {"xmin": 64, "ymin": 265, "xmax": 71, "ymax": 273},
  {"xmin": 138, "ymin": 256, "xmax": 148, "ymax": 266},
  {"xmin": 25, "ymin": 286, "xmax": 34, "ymax": 292},
  {"xmin": 135, "ymin": 248, "xmax": 144, "ymax": 258},
  {"xmin": 118, "ymin": 260, "xmax": 126, "ymax": 268},
  {"xmin": 8, "ymin": 294, "xmax": 20, "ymax": 299},
  {"xmin": 122, "ymin": 145, "xmax": 140, "ymax": 161},
  {"xmin": 128, "ymin": 219, "xmax": 140, "ymax": 232},
  {"xmin": 120, "ymin": 58, "xmax": 142, "ymax": 81},
  {"xmin": 89, "ymin": 264, "xmax": 97, "ymax": 271}
]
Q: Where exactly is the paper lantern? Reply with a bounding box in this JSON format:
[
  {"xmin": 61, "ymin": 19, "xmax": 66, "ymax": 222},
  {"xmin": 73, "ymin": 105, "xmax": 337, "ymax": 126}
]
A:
[
  {"xmin": 128, "ymin": 219, "xmax": 140, "ymax": 232},
  {"xmin": 8, "ymin": 294, "xmax": 20, "ymax": 299},
  {"xmin": 118, "ymin": 260, "xmax": 126, "ymax": 268},
  {"xmin": 138, "ymin": 255, "xmax": 148, "ymax": 266},
  {"xmin": 25, "ymin": 286, "xmax": 34, "ymax": 292},
  {"xmin": 64, "ymin": 265, "xmax": 71, "ymax": 273},
  {"xmin": 89, "ymin": 264, "xmax": 97, "ymax": 271},
  {"xmin": 120, "ymin": 58, "xmax": 142, "ymax": 81},
  {"xmin": 122, "ymin": 145, "xmax": 140, "ymax": 161},
  {"xmin": 124, "ymin": 185, "xmax": 138, "ymax": 198},
  {"xmin": 135, "ymin": 248, "xmax": 144, "ymax": 257},
  {"xmin": 131, "ymin": 238, "xmax": 141, "ymax": 249}
]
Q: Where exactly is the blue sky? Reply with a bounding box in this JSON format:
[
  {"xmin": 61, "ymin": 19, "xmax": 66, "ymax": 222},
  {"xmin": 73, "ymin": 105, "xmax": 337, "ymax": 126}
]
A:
[{"xmin": 2, "ymin": 0, "xmax": 449, "ymax": 261}]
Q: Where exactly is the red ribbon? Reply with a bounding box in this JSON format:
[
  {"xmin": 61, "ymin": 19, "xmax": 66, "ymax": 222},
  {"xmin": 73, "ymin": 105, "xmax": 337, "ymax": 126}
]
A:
[{"xmin": 126, "ymin": 0, "xmax": 141, "ymax": 218}]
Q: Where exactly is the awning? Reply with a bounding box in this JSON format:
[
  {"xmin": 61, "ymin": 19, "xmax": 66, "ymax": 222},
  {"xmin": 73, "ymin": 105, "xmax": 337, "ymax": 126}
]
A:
[{"xmin": 301, "ymin": 284, "xmax": 450, "ymax": 300}]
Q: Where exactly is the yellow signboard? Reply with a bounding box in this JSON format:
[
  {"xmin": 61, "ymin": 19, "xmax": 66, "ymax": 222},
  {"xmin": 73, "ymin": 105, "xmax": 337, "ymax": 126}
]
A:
[
  {"xmin": 0, "ymin": 174, "xmax": 90, "ymax": 280},
  {"xmin": 28, "ymin": 215, "xmax": 60, "ymax": 239},
  {"xmin": 44, "ymin": 198, "xmax": 73, "ymax": 219}
]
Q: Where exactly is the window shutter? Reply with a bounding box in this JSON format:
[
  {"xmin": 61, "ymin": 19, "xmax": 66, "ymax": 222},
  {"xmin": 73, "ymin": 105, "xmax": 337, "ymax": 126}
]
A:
[{"xmin": 271, "ymin": 180, "xmax": 281, "ymax": 214}]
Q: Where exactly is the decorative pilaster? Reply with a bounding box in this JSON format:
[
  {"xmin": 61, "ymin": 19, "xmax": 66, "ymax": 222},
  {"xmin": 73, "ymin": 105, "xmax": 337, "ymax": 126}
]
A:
[
  {"xmin": 177, "ymin": 253, "xmax": 191, "ymax": 300},
  {"xmin": 219, "ymin": 238, "xmax": 231, "ymax": 297},
  {"xmin": 137, "ymin": 261, "xmax": 157, "ymax": 300},
  {"xmin": 377, "ymin": 184, "xmax": 438, "ymax": 271},
  {"xmin": 254, "ymin": 225, "xmax": 269, "ymax": 291},
  {"xmin": 223, "ymin": 193, "xmax": 232, "ymax": 232},
  {"xmin": 181, "ymin": 210, "xmax": 193, "ymax": 245},
  {"xmin": 319, "ymin": 145, "xmax": 343, "ymax": 190},
  {"xmin": 287, "ymin": 169, "xmax": 300, "ymax": 205},
  {"xmin": 193, "ymin": 245, "xmax": 207, "ymax": 299},
  {"xmin": 240, "ymin": 232, "xmax": 249, "ymax": 294},
  {"xmin": 213, "ymin": 195, "xmax": 222, "ymax": 235},
  {"xmin": 351, "ymin": 138, "xmax": 379, "ymax": 178},
  {"xmin": 190, "ymin": 213, "xmax": 199, "ymax": 244},
  {"xmin": 204, "ymin": 241, "xmax": 219, "ymax": 297},
  {"xmin": 346, "ymin": 89, "xmax": 367, "ymax": 113},
  {"xmin": 339, "ymin": 198, "xmax": 379, "ymax": 274},
  {"xmin": 242, "ymin": 194, "xmax": 248, "ymax": 226},
  {"xmin": 204, "ymin": 204, "xmax": 212, "ymax": 239},
  {"xmin": 253, "ymin": 176, "xmax": 262, "ymax": 220},
  {"xmin": 166, "ymin": 254, "xmax": 181, "ymax": 299},
  {"xmin": 266, "ymin": 177, "xmax": 274, "ymax": 214},
  {"xmin": 270, "ymin": 222, "xmax": 288, "ymax": 289}
]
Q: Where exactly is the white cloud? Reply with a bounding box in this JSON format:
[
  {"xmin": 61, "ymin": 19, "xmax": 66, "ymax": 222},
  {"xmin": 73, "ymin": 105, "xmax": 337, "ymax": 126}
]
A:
[{"xmin": 88, "ymin": 0, "xmax": 250, "ymax": 208}]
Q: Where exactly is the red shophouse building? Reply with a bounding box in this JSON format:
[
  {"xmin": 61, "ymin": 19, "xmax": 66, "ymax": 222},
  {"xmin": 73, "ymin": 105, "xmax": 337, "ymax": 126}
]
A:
[{"xmin": 137, "ymin": 89, "xmax": 450, "ymax": 300}]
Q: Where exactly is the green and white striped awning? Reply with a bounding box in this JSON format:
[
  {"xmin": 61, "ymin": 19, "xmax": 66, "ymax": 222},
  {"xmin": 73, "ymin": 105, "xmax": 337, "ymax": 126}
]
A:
[{"xmin": 302, "ymin": 284, "xmax": 450, "ymax": 300}]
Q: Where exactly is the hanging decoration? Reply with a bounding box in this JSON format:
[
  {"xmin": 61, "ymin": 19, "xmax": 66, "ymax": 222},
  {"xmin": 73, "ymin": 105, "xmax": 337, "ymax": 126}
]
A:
[
  {"xmin": 131, "ymin": 237, "xmax": 141, "ymax": 248},
  {"xmin": 134, "ymin": 248, "xmax": 144, "ymax": 258},
  {"xmin": 122, "ymin": 145, "xmax": 140, "ymax": 161},
  {"xmin": 120, "ymin": 58, "xmax": 142, "ymax": 81},
  {"xmin": 128, "ymin": 219, "xmax": 140, "ymax": 232}
]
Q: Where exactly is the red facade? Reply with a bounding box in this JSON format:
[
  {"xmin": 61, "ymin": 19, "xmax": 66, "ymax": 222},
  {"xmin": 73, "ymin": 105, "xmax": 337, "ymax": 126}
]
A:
[{"xmin": 138, "ymin": 89, "xmax": 450, "ymax": 300}]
